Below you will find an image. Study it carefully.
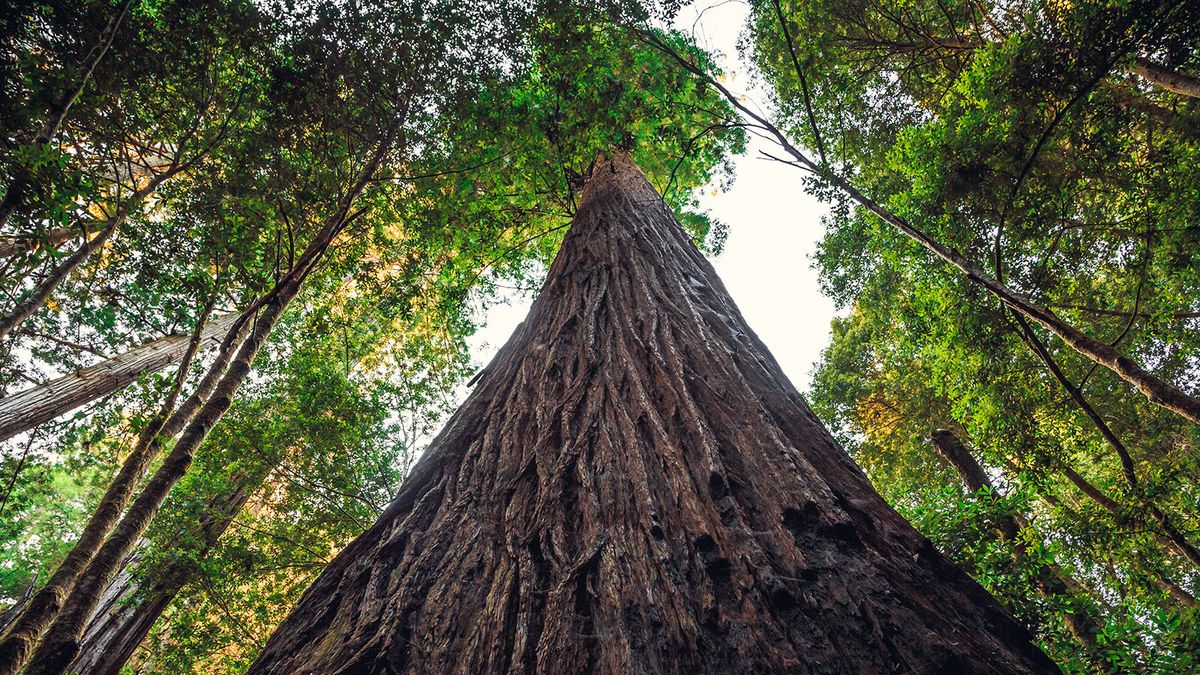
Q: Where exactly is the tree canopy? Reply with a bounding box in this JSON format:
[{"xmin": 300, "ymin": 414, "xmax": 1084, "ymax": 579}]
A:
[{"xmin": 0, "ymin": 0, "xmax": 744, "ymax": 670}]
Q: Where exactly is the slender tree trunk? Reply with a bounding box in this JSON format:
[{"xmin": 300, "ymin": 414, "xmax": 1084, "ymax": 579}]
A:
[
  {"xmin": 16, "ymin": 121, "xmax": 399, "ymax": 675},
  {"xmin": 1055, "ymin": 460, "xmax": 1200, "ymax": 570},
  {"xmin": 14, "ymin": 283, "xmax": 294, "ymax": 675},
  {"xmin": 644, "ymin": 32, "xmax": 1200, "ymax": 427},
  {"xmin": 67, "ymin": 481, "xmax": 256, "ymax": 675},
  {"xmin": 833, "ymin": 178, "xmax": 1200, "ymax": 425},
  {"xmin": 1129, "ymin": 57, "xmax": 1200, "ymax": 99},
  {"xmin": 0, "ymin": 0, "xmax": 134, "ymax": 227},
  {"xmin": 0, "ymin": 312, "xmax": 239, "ymax": 443},
  {"xmin": 0, "ymin": 217, "xmax": 118, "ymax": 341},
  {"xmin": 930, "ymin": 430, "xmax": 1110, "ymax": 668},
  {"xmin": 249, "ymin": 154, "xmax": 1053, "ymax": 674},
  {"xmin": 0, "ymin": 309, "xmax": 242, "ymax": 673},
  {"xmin": 0, "ymin": 160, "xmax": 182, "ymax": 343},
  {"xmin": 1152, "ymin": 572, "xmax": 1198, "ymax": 608},
  {"xmin": 1008, "ymin": 460, "xmax": 1199, "ymax": 608},
  {"xmin": 66, "ymin": 549, "xmax": 147, "ymax": 672},
  {"xmin": 1098, "ymin": 82, "xmax": 1200, "ymax": 140},
  {"xmin": 1010, "ymin": 312, "xmax": 1200, "ymax": 570}
]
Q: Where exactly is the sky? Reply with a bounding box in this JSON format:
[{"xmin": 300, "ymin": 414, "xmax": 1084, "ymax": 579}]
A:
[{"xmin": 465, "ymin": 0, "xmax": 837, "ymax": 394}]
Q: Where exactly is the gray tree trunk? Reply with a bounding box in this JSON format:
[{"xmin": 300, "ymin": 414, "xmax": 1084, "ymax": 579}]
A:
[{"xmin": 0, "ymin": 312, "xmax": 239, "ymax": 443}]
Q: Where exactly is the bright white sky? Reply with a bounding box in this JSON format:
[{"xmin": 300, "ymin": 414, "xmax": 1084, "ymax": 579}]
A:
[{"xmin": 466, "ymin": 1, "xmax": 836, "ymax": 394}]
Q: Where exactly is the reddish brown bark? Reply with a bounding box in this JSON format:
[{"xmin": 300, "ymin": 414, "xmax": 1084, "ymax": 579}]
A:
[
  {"xmin": 249, "ymin": 154, "xmax": 1054, "ymax": 674},
  {"xmin": 13, "ymin": 281, "xmax": 295, "ymax": 675}
]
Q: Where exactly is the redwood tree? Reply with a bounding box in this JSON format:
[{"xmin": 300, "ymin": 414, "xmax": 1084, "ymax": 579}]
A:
[{"xmin": 249, "ymin": 154, "xmax": 1055, "ymax": 674}]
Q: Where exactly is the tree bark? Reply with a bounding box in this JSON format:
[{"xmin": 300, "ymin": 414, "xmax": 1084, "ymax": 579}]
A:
[
  {"xmin": 249, "ymin": 154, "xmax": 1054, "ymax": 674},
  {"xmin": 930, "ymin": 430, "xmax": 1109, "ymax": 668},
  {"xmin": 0, "ymin": 312, "xmax": 239, "ymax": 443},
  {"xmin": 0, "ymin": 574, "xmax": 38, "ymax": 633},
  {"xmin": 67, "ymin": 480, "xmax": 256, "ymax": 675},
  {"xmin": 13, "ymin": 283, "xmax": 295, "ymax": 675}
]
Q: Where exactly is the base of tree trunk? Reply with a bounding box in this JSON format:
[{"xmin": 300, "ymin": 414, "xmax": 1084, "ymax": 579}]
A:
[{"xmin": 249, "ymin": 154, "xmax": 1056, "ymax": 674}]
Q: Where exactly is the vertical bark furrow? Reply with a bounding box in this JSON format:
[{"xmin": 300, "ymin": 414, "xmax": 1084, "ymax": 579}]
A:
[{"xmin": 249, "ymin": 154, "xmax": 1055, "ymax": 674}]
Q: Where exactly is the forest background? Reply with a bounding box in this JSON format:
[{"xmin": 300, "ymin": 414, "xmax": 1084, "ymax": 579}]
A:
[{"xmin": 0, "ymin": 0, "xmax": 1197, "ymax": 672}]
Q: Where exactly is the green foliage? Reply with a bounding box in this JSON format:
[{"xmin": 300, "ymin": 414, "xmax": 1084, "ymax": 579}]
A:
[{"xmin": 749, "ymin": 0, "xmax": 1200, "ymax": 668}]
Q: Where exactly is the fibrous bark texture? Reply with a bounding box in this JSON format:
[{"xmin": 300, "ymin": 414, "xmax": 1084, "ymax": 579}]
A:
[{"xmin": 250, "ymin": 154, "xmax": 1055, "ymax": 674}]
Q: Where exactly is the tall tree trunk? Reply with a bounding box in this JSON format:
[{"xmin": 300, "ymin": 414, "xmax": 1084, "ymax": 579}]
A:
[
  {"xmin": 0, "ymin": 312, "xmax": 239, "ymax": 443},
  {"xmin": 13, "ymin": 282, "xmax": 294, "ymax": 675},
  {"xmin": 1129, "ymin": 57, "xmax": 1200, "ymax": 99},
  {"xmin": 1054, "ymin": 460, "xmax": 1200, "ymax": 570},
  {"xmin": 644, "ymin": 33, "xmax": 1200, "ymax": 427},
  {"xmin": 249, "ymin": 153, "xmax": 1054, "ymax": 674},
  {"xmin": 15, "ymin": 121, "xmax": 399, "ymax": 675},
  {"xmin": 66, "ymin": 549, "xmax": 147, "ymax": 672},
  {"xmin": 0, "ymin": 309, "xmax": 243, "ymax": 673},
  {"xmin": 0, "ymin": 0, "xmax": 135, "ymax": 227},
  {"xmin": 1006, "ymin": 459, "xmax": 1199, "ymax": 609},
  {"xmin": 930, "ymin": 429, "xmax": 1110, "ymax": 668},
  {"xmin": 1011, "ymin": 313, "xmax": 1200, "ymax": 569},
  {"xmin": 0, "ymin": 216, "xmax": 118, "ymax": 341},
  {"xmin": 1098, "ymin": 82, "xmax": 1200, "ymax": 140},
  {"xmin": 67, "ymin": 480, "xmax": 256, "ymax": 675}
]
